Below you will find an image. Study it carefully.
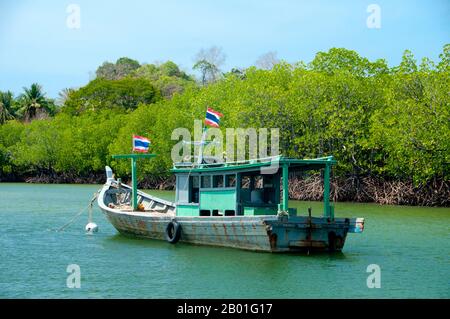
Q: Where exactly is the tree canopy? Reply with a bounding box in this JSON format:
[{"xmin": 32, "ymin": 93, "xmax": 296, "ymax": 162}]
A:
[
  {"xmin": 96, "ymin": 57, "xmax": 141, "ymax": 80},
  {"xmin": 0, "ymin": 47, "xmax": 448, "ymax": 204},
  {"xmin": 62, "ymin": 77, "xmax": 160, "ymax": 115}
]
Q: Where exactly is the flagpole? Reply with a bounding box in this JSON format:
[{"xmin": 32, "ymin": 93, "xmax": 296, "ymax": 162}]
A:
[
  {"xmin": 125, "ymin": 134, "xmax": 152, "ymax": 210},
  {"xmin": 197, "ymin": 124, "xmax": 208, "ymax": 165},
  {"xmin": 132, "ymin": 134, "xmax": 137, "ymax": 209}
]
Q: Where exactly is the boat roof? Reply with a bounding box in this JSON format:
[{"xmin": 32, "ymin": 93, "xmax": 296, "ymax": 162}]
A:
[{"xmin": 171, "ymin": 155, "xmax": 336, "ymax": 174}]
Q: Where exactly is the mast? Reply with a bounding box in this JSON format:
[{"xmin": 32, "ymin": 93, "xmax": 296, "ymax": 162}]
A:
[
  {"xmin": 323, "ymin": 157, "xmax": 334, "ymax": 220},
  {"xmin": 282, "ymin": 163, "xmax": 289, "ymax": 211},
  {"xmin": 112, "ymin": 153, "xmax": 156, "ymax": 210},
  {"xmin": 197, "ymin": 126, "xmax": 208, "ymax": 165}
]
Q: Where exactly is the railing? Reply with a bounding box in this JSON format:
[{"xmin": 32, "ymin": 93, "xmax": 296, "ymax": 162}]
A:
[
  {"xmin": 173, "ymin": 155, "xmax": 282, "ymax": 169},
  {"xmin": 172, "ymin": 155, "xmax": 334, "ymax": 169}
]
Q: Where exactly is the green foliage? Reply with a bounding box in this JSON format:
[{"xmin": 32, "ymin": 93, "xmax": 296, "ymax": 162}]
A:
[
  {"xmin": 369, "ymin": 71, "xmax": 450, "ymax": 183},
  {"xmin": 437, "ymin": 43, "xmax": 450, "ymax": 72},
  {"xmin": 193, "ymin": 59, "xmax": 220, "ymax": 85},
  {"xmin": 51, "ymin": 111, "xmax": 124, "ymax": 174},
  {"xmin": 0, "ymin": 91, "xmax": 16, "ymax": 124},
  {"xmin": 96, "ymin": 57, "xmax": 141, "ymax": 80},
  {"xmin": 5, "ymin": 111, "xmax": 123, "ymax": 176},
  {"xmin": 309, "ymin": 48, "xmax": 389, "ymax": 76},
  {"xmin": 16, "ymin": 83, "xmax": 55, "ymax": 122},
  {"xmin": 193, "ymin": 46, "xmax": 226, "ymax": 85},
  {"xmin": 12, "ymin": 119, "xmax": 59, "ymax": 173},
  {"xmin": 0, "ymin": 47, "xmax": 448, "ymax": 186},
  {"xmin": 133, "ymin": 61, "xmax": 195, "ymax": 98},
  {"xmin": 63, "ymin": 77, "xmax": 160, "ymax": 114},
  {"xmin": 0, "ymin": 120, "xmax": 25, "ymax": 174}
]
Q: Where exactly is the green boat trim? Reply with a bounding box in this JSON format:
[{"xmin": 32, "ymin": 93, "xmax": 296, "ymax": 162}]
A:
[{"xmin": 171, "ymin": 155, "xmax": 337, "ymax": 173}]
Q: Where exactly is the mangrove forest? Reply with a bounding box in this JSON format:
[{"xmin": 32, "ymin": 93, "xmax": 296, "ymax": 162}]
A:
[{"xmin": 0, "ymin": 46, "xmax": 448, "ymax": 206}]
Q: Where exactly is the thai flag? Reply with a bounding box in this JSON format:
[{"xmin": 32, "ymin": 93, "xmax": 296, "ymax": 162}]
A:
[
  {"xmin": 132, "ymin": 135, "xmax": 151, "ymax": 153},
  {"xmin": 205, "ymin": 107, "xmax": 223, "ymax": 128}
]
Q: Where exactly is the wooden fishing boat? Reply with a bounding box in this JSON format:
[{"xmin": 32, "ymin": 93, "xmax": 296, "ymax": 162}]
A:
[{"xmin": 97, "ymin": 154, "xmax": 364, "ymax": 252}]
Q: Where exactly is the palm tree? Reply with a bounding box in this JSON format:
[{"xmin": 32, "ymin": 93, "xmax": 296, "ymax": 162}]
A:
[
  {"xmin": 57, "ymin": 88, "xmax": 75, "ymax": 106},
  {"xmin": 0, "ymin": 91, "xmax": 15, "ymax": 124},
  {"xmin": 18, "ymin": 83, "xmax": 50, "ymax": 122}
]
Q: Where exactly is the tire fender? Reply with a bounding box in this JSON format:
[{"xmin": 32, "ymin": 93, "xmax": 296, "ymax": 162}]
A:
[{"xmin": 165, "ymin": 220, "xmax": 181, "ymax": 244}]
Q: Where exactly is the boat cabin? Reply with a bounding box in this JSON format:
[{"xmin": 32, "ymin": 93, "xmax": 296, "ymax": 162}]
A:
[{"xmin": 171, "ymin": 156, "xmax": 336, "ymax": 218}]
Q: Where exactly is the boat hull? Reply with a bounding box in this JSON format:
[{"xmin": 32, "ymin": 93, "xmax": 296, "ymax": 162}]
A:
[
  {"xmin": 101, "ymin": 208, "xmax": 353, "ymax": 252},
  {"xmin": 98, "ymin": 177, "xmax": 363, "ymax": 253}
]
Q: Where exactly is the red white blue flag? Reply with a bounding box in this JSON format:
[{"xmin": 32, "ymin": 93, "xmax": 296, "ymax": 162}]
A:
[
  {"xmin": 132, "ymin": 135, "xmax": 151, "ymax": 153},
  {"xmin": 205, "ymin": 107, "xmax": 223, "ymax": 128}
]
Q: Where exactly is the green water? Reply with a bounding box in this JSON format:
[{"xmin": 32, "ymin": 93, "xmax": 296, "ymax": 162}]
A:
[{"xmin": 0, "ymin": 183, "xmax": 448, "ymax": 298}]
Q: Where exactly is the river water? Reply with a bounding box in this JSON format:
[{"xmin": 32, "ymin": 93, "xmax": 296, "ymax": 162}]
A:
[{"xmin": 0, "ymin": 183, "xmax": 448, "ymax": 298}]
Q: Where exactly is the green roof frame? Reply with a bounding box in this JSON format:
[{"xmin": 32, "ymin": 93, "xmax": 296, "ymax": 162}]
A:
[
  {"xmin": 171, "ymin": 155, "xmax": 336, "ymax": 219},
  {"xmin": 171, "ymin": 156, "xmax": 336, "ymax": 174}
]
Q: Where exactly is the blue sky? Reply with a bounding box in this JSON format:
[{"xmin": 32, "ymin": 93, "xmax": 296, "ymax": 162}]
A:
[{"xmin": 0, "ymin": 0, "xmax": 448, "ymax": 98}]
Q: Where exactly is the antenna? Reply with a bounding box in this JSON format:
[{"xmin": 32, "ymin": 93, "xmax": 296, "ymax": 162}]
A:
[
  {"xmin": 197, "ymin": 126, "xmax": 207, "ymax": 165},
  {"xmin": 182, "ymin": 126, "xmax": 221, "ymax": 165}
]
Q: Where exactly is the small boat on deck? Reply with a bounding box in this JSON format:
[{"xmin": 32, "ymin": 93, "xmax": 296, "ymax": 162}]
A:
[{"xmin": 97, "ymin": 154, "xmax": 364, "ymax": 253}]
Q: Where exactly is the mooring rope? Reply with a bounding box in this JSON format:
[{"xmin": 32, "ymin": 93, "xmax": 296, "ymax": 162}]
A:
[{"xmin": 55, "ymin": 189, "xmax": 100, "ymax": 232}]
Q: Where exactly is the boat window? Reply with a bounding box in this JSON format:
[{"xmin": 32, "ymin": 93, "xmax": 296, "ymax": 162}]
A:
[
  {"xmin": 254, "ymin": 175, "xmax": 264, "ymax": 189},
  {"xmin": 192, "ymin": 175, "xmax": 199, "ymax": 188},
  {"xmin": 225, "ymin": 174, "xmax": 236, "ymax": 187},
  {"xmin": 241, "ymin": 176, "xmax": 251, "ymax": 189},
  {"xmin": 263, "ymin": 174, "xmax": 274, "ymax": 188},
  {"xmin": 225, "ymin": 210, "xmax": 235, "ymax": 216},
  {"xmin": 190, "ymin": 176, "xmax": 199, "ymax": 203},
  {"xmin": 200, "ymin": 210, "xmax": 210, "ymax": 216},
  {"xmin": 212, "ymin": 209, "xmax": 222, "ymax": 216},
  {"xmin": 177, "ymin": 175, "xmax": 189, "ymax": 203},
  {"xmin": 213, "ymin": 175, "xmax": 224, "ymax": 188},
  {"xmin": 201, "ymin": 175, "xmax": 211, "ymax": 188}
]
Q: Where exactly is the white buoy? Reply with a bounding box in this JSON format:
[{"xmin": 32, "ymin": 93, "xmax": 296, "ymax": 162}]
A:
[
  {"xmin": 85, "ymin": 222, "xmax": 98, "ymax": 233},
  {"xmin": 85, "ymin": 195, "xmax": 98, "ymax": 234}
]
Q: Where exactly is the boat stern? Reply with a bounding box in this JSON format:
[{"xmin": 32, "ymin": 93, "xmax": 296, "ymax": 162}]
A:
[
  {"xmin": 348, "ymin": 217, "xmax": 365, "ymax": 233},
  {"xmin": 264, "ymin": 215, "xmax": 365, "ymax": 253}
]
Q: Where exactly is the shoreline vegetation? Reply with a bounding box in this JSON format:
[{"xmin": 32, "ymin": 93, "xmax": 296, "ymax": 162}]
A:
[
  {"xmin": 1, "ymin": 47, "xmax": 449, "ymax": 207},
  {"xmin": 1, "ymin": 173, "xmax": 448, "ymax": 207}
]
